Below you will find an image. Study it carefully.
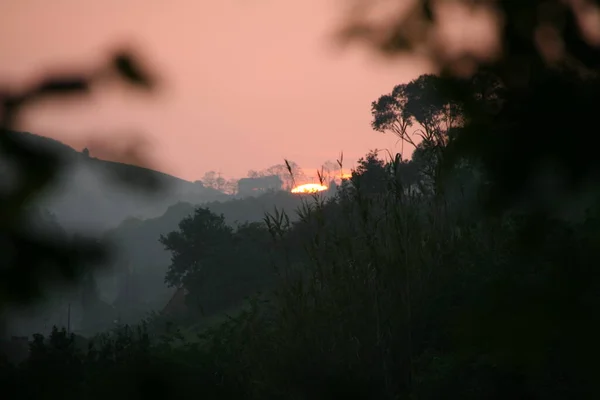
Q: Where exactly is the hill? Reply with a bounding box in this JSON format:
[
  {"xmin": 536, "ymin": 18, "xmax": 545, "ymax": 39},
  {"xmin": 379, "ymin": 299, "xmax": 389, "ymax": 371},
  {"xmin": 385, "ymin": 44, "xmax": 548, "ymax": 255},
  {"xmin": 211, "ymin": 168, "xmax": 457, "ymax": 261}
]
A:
[
  {"xmin": 2, "ymin": 131, "xmax": 229, "ymax": 233},
  {"xmin": 3, "ymin": 131, "xmax": 309, "ymax": 335}
]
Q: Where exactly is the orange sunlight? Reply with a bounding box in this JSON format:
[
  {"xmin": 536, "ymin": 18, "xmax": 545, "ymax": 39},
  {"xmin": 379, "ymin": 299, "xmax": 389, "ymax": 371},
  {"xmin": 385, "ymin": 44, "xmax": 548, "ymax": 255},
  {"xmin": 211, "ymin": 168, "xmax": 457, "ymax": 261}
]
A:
[{"xmin": 291, "ymin": 183, "xmax": 328, "ymax": 194}]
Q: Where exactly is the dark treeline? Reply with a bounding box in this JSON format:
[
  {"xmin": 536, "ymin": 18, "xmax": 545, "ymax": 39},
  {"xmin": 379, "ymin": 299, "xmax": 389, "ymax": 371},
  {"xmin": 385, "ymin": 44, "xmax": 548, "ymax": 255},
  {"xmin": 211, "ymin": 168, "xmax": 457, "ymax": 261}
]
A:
[
  {"xmin": 3, "ymin": 67, "xmax": 600, "ymax": 396},
  {"xmin": 3, "ymin": 1, "xmax": 600, "ymax": 399}
]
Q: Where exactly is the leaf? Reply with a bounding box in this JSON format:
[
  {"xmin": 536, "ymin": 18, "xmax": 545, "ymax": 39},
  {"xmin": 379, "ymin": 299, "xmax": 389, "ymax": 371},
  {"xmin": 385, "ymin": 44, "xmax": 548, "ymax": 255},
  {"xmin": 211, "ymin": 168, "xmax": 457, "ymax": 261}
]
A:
[
  {"xmin": 112, "ymin": 52, "xmax": 154, "ymax": 89},
  {"xmin": 34, "ymin": 77, "xmax": 90, "ymax": 96},
  {"xmin": 422, "ymin": 0, "xmax": 434, "ymax": 21}
]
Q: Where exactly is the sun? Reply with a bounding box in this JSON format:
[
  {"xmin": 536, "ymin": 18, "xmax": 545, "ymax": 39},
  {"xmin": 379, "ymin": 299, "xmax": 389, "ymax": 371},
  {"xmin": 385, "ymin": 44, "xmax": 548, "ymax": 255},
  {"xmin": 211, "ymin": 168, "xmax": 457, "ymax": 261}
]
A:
[{"xmin": 291, "ymin": 183, "xmax": 328, "ymax": 194}]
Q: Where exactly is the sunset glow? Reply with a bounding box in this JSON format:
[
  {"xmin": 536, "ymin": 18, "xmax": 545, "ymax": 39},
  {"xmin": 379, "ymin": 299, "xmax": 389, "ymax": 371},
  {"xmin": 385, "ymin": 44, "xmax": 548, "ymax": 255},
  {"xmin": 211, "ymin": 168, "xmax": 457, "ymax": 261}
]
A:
[{"xmin": 291, "ymin": 183, "xmax": 328, "ymax": 194}]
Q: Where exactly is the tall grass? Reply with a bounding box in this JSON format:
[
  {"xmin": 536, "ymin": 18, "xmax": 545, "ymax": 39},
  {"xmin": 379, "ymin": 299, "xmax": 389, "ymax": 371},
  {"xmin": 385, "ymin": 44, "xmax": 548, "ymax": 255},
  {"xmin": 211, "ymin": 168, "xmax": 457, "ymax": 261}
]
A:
[{"xmin": 5, "ymin": 152, "xmax": 599, "ymax": 399}]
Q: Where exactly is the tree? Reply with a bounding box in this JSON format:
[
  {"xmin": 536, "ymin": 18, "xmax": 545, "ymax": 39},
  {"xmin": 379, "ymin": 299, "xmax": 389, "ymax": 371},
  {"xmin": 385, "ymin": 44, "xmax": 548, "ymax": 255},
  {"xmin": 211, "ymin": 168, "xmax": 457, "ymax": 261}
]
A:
[
  {"xmin": 349, "ymin": 150, "xmax": 390, "ymax": 195},
  {"xmin": 371, "ymin": 75, "xmax": 465, "ymax": 171},
  {"xmin": 237, "ymin": 175, "xmax": 283, "ymax": 197},
  {"xmin": 200, "ymin": 171, "xmax": 234, "ymax": 193},
  {"xmin": 160, "ymin": 208, "xmax": 233, "ymax": 289},
  {"xmin": 321, "ymin": 160, "xmax": 341, "ymax": 183},
  {"xmin": 371, "ymin": 73, "xmax": 498, "ymax": 191},
  {"xmin": 265, "ymin": 161, "xmax": 306, "ymax": 190},
  {"xmin": 160, "ymin": 207, "xmax": 278, "ymax": 315},
  {"xmin": 345, "ymin": 0, "xmax": 600, "ymax": 211},
  {"xmin": 372, "ymin": 75, "xmax": 456, "ymax": 149},
  {"xmin": 25, "ymin": 327, "xmax": 84, "ymax": 398},
  {"xmin": 201, "ymin": 171, "xmax": 218, "ymax": 189},
  {"xmin": 247, "ymin": 169, "xmax": 263, "ymax": 178},
  {"xmin": 82, "ymin": 147, "xmax": 90, "ymax": 157},
  {"xmin": 371, "ymin": 76, "xmax": 443, "ymax": 188},
  {"xmin": 224, "ymin": 178, "xmax": 239, "ymax": 195},
  {"xmin": 214, "ymin": 173, "xmax": 227, "ymax": 192},
  {"xmin": 246, "ymin": 162, "xmax": 307, "ymax": 190},
  {"xmin": 391, "ymin": 155, "xmax": 422, "ymax": 195}
]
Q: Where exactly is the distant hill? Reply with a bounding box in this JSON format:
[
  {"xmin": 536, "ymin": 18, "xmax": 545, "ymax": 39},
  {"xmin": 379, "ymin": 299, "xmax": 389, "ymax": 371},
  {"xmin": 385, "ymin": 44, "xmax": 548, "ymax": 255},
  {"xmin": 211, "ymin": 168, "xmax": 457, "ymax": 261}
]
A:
[
  {"xmin": 5, "ymin": 130, "xmax": 78, "ymax": 157},
  {"xmin": 3, "ymin": 132, "xmax": 311, "ymax": 334},
  {"xmin": 2, "ymin": 131, "xmax": 229, "ymax": 233}
]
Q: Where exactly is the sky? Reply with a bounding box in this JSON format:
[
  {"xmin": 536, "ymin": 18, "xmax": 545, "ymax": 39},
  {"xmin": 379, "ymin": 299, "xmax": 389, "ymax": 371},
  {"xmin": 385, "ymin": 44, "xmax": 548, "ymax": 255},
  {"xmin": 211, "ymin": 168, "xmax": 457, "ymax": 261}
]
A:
[{"xmin": 0, "ymin": 0, "xmax": 431, "ymax": 182}]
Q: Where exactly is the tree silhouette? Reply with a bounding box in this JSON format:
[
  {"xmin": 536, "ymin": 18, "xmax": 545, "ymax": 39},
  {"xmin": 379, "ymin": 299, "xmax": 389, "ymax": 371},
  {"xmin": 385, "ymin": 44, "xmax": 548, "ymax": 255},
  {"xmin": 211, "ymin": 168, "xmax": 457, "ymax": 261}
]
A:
[{"xmin": 342, "ymin": 0, "xmax": 600, "ymax": 212}]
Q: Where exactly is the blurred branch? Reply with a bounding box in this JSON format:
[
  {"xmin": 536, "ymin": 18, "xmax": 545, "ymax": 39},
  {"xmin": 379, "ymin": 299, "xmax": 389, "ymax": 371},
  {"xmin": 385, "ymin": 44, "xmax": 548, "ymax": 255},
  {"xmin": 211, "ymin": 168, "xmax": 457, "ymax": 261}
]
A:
[
  {"xmin": 338, "ymin": 0, "xmax": 600, "ymax": 78},
  {"xmin": 0, "ymin": 49, "xmax": 157, "ymax": 317},
  {"xmin": 342, "ymin": 0, "xmax": 600, "ymax": 215}
]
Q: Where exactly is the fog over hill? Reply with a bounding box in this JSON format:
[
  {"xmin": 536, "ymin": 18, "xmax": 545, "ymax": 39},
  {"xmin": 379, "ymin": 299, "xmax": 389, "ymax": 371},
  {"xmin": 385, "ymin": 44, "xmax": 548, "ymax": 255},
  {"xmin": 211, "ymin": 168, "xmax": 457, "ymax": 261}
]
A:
[
  {"xmin": 3, "ymin": 131, "xmax": 310, "ymax": 337},
  {"xmin": 3, "ymin": 131, "xmax": 229, "ymax": 234},
  {"xmin": 42, "ymin": 158, "xmax": 229, "ymax": 233}
]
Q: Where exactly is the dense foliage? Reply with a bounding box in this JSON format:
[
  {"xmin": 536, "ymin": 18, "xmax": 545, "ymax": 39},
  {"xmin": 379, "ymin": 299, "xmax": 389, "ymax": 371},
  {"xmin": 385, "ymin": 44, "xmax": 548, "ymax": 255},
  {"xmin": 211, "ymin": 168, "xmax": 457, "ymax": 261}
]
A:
[
  {"xmin": 3, "ymin": 1, "xmax": 600, "ymax": 398},
  {"xmin": 5, "ymin": 89, "xmax": 600, "ymax": 397}
]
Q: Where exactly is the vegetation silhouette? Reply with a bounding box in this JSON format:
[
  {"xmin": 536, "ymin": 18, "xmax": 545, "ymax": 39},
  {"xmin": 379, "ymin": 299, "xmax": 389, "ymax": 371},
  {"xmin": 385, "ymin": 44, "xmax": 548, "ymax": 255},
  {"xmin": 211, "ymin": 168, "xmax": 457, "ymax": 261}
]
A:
[
  {"xmin": 340, "ymin": 0, "xmax": 600, "ymax": 213},
  {"xmin": 0, "ymin": 50, "xmax": 156, "ymax": 328},
  {"xmin": 2, "ymin": 1, "xmax": 600, "ymax": 399}
]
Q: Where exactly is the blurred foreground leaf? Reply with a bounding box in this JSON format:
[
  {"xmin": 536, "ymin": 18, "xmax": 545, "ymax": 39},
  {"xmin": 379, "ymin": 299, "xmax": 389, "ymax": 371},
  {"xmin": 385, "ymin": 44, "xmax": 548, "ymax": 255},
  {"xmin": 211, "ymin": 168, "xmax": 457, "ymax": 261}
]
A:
[{"xmin": 0, "ymin": 49, "xmax": 158, "ymax": 324}]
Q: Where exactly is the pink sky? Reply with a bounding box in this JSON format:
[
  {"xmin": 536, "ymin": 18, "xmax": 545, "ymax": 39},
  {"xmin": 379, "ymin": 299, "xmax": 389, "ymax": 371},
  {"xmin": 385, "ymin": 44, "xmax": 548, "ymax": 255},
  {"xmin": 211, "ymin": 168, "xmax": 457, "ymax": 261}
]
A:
[{"xmin": 0, "ymin": 0, "xmax": 430, "ymax": 182}]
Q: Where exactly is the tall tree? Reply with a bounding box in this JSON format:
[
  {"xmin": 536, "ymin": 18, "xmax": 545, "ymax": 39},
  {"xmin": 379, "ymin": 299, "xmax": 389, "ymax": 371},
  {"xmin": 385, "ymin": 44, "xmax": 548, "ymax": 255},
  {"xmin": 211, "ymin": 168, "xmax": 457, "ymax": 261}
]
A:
[
  {"xmin": 160, "ymin": 207, "xmax": 276, "ymax": 315},
  {"xmin": 344, "ymin": 0, "xmax": 600, "ymax": 211},
  {"xmin": 160, "ymin": 208, "xmax": 233, "ymax": 290},
  {"xmin": 371, "ymin": 73, "xmax": 501, "ymax": 189},
  {"xmin": 371, "ymin": 74, "xmax": 462, "ymax": 151},
  {"xmin": 371, "ymin": 74, "xmax": 463, "ymax": 187}
]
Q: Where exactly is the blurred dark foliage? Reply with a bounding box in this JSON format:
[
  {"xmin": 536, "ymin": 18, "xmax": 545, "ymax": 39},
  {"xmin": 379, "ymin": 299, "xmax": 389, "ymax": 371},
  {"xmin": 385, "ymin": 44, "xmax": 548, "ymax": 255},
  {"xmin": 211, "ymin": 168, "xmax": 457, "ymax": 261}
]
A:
[
  {"xmin": 0, "ymin": 50, "xmax": 157, "ymax": 321},
  {"xmin": 2, "ymin": 2, "xmax": 600, "ymax": 399},
  {"xmin": 341, "ymin": 0, "xmax": 600, "ymax": 214}
]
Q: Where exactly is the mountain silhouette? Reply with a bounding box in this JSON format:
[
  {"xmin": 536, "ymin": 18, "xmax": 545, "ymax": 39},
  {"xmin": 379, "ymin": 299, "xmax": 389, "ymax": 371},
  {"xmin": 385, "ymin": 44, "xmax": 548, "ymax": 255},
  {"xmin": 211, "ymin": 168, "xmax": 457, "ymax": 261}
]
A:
[{"xmin": 1, "ymin": 131, "xmax": 229, "ymax": 233}]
